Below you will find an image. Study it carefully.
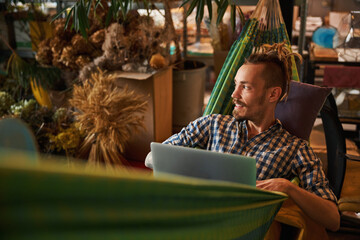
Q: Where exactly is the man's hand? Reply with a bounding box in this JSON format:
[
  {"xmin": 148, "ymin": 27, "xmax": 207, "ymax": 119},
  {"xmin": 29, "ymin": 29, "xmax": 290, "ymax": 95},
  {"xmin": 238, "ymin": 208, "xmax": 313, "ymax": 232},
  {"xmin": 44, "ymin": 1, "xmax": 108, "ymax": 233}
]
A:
[
  {"xmin": 145, "ymin": 152, "xmax": 153, "ymax": 169},
  {"xmin": 257, "ymin": 178, "xmax": 340, "ymax": 231},
  {"xmin": 256, "ymin": 178, "xmax": 292, "ymax": 193}
]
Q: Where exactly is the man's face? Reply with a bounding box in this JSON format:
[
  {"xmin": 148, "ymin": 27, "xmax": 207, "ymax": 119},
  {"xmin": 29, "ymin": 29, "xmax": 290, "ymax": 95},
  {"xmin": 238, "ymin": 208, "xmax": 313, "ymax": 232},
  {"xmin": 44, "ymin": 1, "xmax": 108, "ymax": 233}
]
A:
[{"xmin": 231, "ymin": 63, "xmax": 269, "ymax": 122}]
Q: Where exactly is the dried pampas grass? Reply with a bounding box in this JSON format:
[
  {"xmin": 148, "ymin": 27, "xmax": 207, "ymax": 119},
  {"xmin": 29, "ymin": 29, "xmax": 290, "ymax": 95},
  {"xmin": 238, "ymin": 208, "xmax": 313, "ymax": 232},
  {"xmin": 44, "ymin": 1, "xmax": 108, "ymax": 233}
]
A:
[{"xmin": 70, "ymin": 70, "xmax": 148, "ymax": 166}]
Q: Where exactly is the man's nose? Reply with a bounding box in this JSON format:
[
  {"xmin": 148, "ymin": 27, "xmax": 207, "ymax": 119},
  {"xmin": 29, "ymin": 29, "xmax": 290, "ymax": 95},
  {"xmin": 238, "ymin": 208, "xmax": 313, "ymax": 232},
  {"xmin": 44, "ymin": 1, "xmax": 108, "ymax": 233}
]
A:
[{"xmin": 232, "ymin": 86, "xmax": 241, "ymax": 99}]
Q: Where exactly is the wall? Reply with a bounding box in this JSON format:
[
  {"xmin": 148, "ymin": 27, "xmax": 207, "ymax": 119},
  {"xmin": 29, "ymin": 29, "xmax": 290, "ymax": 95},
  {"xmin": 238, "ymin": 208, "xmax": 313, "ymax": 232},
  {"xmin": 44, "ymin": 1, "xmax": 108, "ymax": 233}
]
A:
[
  {"xmin": 333, "ymin": 0, "xmax": 360, "ymax": 11},
  {"xmin": 308, "ymin": 0, "xmax": 360, "ymax": 18}
]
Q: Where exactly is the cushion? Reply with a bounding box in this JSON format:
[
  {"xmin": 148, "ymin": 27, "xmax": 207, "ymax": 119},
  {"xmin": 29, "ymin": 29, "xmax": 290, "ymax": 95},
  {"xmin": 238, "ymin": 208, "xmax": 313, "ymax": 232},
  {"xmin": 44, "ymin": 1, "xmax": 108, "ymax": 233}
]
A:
[{"xmin": 275, "ymin": 81, "xmax": 332, "ymax": 140}]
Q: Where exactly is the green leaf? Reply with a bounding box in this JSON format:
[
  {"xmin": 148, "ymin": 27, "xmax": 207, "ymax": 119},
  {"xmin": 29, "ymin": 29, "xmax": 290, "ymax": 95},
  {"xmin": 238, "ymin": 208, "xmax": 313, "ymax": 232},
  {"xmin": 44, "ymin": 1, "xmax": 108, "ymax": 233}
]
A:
[
  {"xmin": 120, "ymin": 0, "xmax": 128, "ymax": 18},
  {"xmin": 77, "ymin": 3, "xmax": 89, "ymax": 38},
  {"xmin": 206, "ymin": 0, "xmax": 212, "ymax": 20},
  {"xmin": 237, "ymin": 6, "xmax": 245, "ymax": 26},
  {"xmin": 114, "ymin": 0, "xmax": 121, "ymax": 20},
  {"xmin": 216, "ymin": 0, "xmax": 228, "ymax": 25},
  {"xmin": 82, "ymin": 0, "xmax": 90, "ymax": 25},
  {"xmin": 51, "ymin": 7, "xmax": 68, "ymax": 23},
  {"xmin": 64, "ymin": 8, "xmax": 74, "ymax": 30},
  {"xmin": 196, "ymin": 0, "xmax": 204, "ymax": 23},
  {"xmin": 186, "ymin": 0, "xmax": 199, "ymax": 17},
  {"xmin": 86, "ymin": 0, "xmax": 92, "ymax": 16},
  {"xmin": 105, "ymin": 3, "xmax": 114, "ymax": 26},
  {"xmin": 80, "ymin": 2, "xmax": 90, "ymax": 28},
  {"xmin": 95, "ymin": 0, "xmax": 102, "ymax": 9},
  {"xmin": 73, "ymin": 4, "xmax": 78, "ymax": 30},
  {"xmin": 6, "ymin": 52, "xmax": 60, "ymax": 90},
  {"xmin": 180, "ymin": 0, "xmax": 192, "ymax": 8}
]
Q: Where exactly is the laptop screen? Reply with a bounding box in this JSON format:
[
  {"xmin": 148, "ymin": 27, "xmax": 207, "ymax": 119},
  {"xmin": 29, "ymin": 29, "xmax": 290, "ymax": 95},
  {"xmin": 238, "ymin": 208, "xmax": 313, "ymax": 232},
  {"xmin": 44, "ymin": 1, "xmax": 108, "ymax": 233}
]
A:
[{"xmin": 151, "ymin": 142, "xmax": 256, "ymax": 186}]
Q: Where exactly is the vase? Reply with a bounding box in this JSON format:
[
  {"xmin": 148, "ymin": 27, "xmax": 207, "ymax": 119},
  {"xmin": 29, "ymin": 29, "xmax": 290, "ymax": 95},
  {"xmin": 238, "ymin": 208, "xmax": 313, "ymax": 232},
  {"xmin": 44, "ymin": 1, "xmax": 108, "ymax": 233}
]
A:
[{"xmin": 172, "ymin": 60, "xmax": 206, "ymax": 133}]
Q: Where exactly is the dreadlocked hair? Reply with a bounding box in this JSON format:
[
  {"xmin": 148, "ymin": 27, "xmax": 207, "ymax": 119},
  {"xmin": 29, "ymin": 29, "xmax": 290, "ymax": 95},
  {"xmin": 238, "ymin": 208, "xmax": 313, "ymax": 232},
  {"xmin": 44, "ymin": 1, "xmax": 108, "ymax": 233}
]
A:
[{"xmin": 245, "ymin": 41, "xmax": 302, "ymax": 101}]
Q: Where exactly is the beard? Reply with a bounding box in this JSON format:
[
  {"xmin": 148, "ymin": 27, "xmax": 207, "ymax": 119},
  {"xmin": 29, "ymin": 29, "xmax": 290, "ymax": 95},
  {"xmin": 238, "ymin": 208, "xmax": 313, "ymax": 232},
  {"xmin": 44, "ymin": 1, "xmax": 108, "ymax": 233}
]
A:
[
  {"xmin": 232, "ymin": 108, "xmax": 243, "ymax": 121},
  {"xmin": 232, "ymin": 94, "xmax": 267, "ymax": 121},
  {"xmin": 232, "ymin": 99, "xmax": 246, "ymax": 120}
]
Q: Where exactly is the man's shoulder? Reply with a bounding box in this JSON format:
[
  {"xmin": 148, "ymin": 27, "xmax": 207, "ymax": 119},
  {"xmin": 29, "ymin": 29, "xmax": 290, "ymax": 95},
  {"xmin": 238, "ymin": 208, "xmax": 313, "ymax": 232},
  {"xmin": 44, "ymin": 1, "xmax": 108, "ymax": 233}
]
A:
[{"xmin": 276, "ymin": 121, "xmax": 308, "ymax": 145}]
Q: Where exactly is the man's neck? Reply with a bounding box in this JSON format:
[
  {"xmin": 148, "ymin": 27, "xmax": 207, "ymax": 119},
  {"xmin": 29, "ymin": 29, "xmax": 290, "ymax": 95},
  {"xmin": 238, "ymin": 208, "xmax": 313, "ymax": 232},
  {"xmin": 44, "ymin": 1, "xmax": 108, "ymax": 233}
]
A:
[{"xmin": 246, "ymin": 118, "xmax": 276, "ymax": 140}]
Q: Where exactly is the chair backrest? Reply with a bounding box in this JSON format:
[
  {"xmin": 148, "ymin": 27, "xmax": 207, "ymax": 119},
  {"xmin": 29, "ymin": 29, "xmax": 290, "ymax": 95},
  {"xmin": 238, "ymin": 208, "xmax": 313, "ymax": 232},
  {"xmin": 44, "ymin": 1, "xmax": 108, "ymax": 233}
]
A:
[
  {"xmin": 275, "ymin": 81, "xmax": 332, "ymax": 140},
  {"xmin": 275, "ymin": 82, "xmax": 345, "ymax": 198},
  {"xmin": 320, "ymin": 93, "xmax": 347, "ymax": 199}
]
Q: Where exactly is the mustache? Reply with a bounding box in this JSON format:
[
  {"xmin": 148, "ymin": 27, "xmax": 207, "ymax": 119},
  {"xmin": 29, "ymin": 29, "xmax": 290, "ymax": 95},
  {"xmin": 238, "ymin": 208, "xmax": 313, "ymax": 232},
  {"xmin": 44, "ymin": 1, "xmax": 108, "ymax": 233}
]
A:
[{"xmin": 233, "ymin": 98, "xmax": 246, "ymax": 107}]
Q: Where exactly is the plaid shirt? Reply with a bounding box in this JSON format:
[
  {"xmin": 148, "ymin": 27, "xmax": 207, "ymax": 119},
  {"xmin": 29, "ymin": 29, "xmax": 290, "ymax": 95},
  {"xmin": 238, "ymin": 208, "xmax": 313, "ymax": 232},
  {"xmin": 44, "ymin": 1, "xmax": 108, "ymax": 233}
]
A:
[{"xmin": 164, "ymin": 114, "xmax": 337, "ymax": 202}]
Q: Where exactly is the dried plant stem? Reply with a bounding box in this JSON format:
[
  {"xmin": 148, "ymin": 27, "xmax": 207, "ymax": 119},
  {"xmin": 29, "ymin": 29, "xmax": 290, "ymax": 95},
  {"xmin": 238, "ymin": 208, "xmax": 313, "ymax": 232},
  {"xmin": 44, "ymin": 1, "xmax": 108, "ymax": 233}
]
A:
[{"xmin": 70, "ymin": 69, "xmax": 147, "ymax": 166}]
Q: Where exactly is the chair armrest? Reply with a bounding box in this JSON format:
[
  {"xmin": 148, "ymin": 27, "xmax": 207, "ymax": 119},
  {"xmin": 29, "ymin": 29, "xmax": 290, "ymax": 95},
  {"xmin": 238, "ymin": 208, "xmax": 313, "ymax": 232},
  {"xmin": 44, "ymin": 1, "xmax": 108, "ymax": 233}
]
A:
[
  {"xmin": 340, "ymin": 212, "xmax": 360, "ymax": 232},
  {"xmin": 345, "ymin": 154, "xmax": 360, "ymax": 162},
  {"xmin": 338, "ymin": 196, "xmax": 360, "ymax": 212}
]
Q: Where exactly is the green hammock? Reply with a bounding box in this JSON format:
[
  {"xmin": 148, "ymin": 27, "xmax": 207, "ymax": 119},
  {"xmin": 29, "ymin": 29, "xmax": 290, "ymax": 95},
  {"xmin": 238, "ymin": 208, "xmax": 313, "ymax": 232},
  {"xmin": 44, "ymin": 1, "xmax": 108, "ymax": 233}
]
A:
[
  {"xmin": 204, "ymin": 0, "xmax": 300, "ymax": 116},
  {"xmin": 0, "ymin": 148, "xmax": 287, "ymax": 240}
]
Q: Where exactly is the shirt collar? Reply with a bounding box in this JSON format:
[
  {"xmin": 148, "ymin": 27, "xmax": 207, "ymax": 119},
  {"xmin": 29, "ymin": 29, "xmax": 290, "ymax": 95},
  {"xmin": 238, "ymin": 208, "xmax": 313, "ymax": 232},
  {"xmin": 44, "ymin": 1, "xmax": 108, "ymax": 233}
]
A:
[{"xmin": 239, "ymin": 119, "xmax": 283, "ymax": 137}]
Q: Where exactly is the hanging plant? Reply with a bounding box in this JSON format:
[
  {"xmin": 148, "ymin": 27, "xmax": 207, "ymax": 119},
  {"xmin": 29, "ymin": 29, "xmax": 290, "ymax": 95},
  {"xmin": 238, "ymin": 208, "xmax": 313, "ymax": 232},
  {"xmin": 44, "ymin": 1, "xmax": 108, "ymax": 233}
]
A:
[
  {"xmin": 181, "ymin": 0, "xmax": 245, "ymax": 31},
  {"xmin": 52, "ymin": 0, "xmax": 140, "ymax": 38}
]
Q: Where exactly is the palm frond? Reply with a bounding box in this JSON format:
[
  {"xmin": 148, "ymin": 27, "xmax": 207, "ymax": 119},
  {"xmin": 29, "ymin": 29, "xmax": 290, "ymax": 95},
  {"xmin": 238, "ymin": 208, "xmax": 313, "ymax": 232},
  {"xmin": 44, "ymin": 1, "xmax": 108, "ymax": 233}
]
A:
[
  {"xmin": 53, "ymin": 0, "xmax": 135, "ymax": 39},
  {"xmin": 6, "ymin": 53, "xmax": 60, "ymax": 90}
]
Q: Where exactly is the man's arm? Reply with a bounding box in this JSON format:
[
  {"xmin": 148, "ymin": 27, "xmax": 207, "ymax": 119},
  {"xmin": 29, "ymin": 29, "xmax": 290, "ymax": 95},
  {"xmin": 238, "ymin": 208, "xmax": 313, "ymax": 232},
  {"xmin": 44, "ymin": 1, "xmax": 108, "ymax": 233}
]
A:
[
  {"xmin": 145, "ymin": 152, "xmax": 153, "ymax": 169},
  {"xmin": 145, "ymin": 115, "xmax": 216, "ymax": 168},
  {"xmin": 256, "ymin": 178, "xmax": 340, "ymax": 231}
]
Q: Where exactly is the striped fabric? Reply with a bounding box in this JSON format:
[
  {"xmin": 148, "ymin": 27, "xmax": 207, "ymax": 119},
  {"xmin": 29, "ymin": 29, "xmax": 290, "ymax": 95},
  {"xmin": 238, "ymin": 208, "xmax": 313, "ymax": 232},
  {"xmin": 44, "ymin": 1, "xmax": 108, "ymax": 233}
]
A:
[{"xmin": 0, "ymin": 148, "xmax": 287, "ymax": 240}]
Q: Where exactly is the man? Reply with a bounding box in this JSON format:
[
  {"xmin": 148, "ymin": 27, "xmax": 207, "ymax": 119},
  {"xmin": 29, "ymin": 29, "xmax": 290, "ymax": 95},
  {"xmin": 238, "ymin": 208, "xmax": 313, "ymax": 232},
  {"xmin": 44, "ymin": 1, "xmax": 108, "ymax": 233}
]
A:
[{"xmin": 145, "ymin": 43, "xmax": 340, "ymax": 231}]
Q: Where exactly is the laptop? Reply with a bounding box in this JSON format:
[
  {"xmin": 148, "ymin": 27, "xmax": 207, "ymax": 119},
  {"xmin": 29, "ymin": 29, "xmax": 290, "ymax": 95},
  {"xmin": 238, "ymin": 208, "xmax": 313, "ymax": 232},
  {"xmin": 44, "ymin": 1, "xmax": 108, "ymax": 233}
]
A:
[{"xmin": 151, "ymin": 142, "xmax": 256, "ymax": 186}]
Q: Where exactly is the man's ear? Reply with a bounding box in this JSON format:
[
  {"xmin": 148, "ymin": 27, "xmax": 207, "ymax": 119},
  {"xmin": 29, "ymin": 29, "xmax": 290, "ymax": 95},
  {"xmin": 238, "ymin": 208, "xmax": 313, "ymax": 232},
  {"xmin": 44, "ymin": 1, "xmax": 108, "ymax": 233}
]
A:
[{"xmin": 268, "ymin": 87, "xmax": 282, "ymax": 103}]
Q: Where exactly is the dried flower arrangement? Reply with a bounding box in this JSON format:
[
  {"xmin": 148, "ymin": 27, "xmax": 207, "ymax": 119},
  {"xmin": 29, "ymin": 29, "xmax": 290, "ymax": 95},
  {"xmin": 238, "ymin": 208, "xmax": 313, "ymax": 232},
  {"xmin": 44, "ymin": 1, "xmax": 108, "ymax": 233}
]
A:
[
  {"xmin": 0, "ymin": 88, "xmax": 84, "ymax": 158},
  {"xmin": 70, "ymin": 70, "xmax": 147, "ymax": 166},
  {"xmin": 35, "ymin": 17, "xmax": 105, "ymax": 71},
  {"xmin": 46, "ymin": 108, "xmax": 85, "ymax": 157},
  {"xmin": 35, "ymin": 0, "xmax": 108, "ymax": 72},
  {"xmin": 79, "ymin": 10, "xmax": 170, "ymax": 81}
]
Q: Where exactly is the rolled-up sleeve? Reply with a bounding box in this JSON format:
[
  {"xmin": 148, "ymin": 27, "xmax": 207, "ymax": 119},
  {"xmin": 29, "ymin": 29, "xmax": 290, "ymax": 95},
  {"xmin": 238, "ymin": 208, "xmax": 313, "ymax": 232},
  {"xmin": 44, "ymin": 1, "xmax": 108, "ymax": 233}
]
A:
[{"xmin": 293, "ymin": 143, "xmax": 337, "ymax": 203}]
